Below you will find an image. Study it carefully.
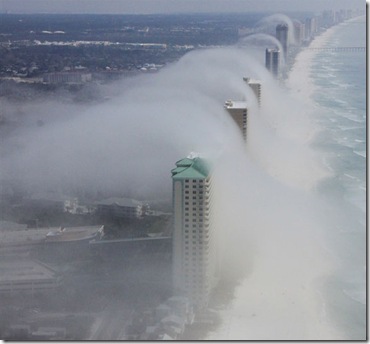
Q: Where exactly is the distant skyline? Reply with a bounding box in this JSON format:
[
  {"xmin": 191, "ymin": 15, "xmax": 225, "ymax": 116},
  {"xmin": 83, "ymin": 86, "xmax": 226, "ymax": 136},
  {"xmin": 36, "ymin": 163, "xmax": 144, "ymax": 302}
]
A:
[{"xmin": 0, "ymin": 0, "xmax": 364, "ymax": 15}]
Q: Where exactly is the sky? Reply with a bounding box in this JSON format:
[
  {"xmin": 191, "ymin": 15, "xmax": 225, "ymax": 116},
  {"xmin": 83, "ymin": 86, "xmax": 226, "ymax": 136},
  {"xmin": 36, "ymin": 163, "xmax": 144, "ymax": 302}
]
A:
[{"xmin": 0, "ymin": 0, "xmax": 364, "ymax": 14}]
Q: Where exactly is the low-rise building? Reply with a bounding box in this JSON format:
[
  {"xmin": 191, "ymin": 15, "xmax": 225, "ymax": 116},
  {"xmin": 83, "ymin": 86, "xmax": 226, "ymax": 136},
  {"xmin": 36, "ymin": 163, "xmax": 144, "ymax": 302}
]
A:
[
  {"xmin": 42, "ymin": 72, "xmax": 92, "ymax": 84},
  {"xmin": 22, "ymin": 192, "xmax": 85, "ymax": 214},
  {"xmin": 95, "ymin": 197, "xmax": 144, "ymax": 219},
  {"xmin": 0, "ymin": 259, "xmax": 61, "ymax": 293}
]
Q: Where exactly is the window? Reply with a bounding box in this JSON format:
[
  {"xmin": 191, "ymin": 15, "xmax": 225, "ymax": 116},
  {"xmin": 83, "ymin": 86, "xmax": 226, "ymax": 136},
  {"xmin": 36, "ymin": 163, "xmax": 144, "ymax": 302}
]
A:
[
  {"xmin": 185, "ymin": 191, "xmax": 189, "ymax": 194},
  {"xmin": 185, "ymin": 196, "xmax": 189, "ymax": 199}
]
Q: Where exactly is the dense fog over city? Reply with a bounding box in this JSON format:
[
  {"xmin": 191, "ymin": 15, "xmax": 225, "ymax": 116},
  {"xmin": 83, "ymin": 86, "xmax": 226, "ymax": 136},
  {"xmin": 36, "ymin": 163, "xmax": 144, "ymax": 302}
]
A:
[
  {"xmin": 1, "ymin": 40, "xmax": 331, "ymax": 334},
  {"xmin": 0, "ymin": 3, "xmax": 365, "ymax": 340},
  {"xmin": 1, "ymin": 45, "xmax": 324, "ymax": 198}
]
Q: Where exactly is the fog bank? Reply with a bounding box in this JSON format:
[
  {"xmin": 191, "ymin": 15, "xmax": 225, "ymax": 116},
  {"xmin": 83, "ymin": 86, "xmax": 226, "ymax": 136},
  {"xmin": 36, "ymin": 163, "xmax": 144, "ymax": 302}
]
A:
[{"xmin": 1, "ymin": 39, "xmax": 338, "ymax": 339}]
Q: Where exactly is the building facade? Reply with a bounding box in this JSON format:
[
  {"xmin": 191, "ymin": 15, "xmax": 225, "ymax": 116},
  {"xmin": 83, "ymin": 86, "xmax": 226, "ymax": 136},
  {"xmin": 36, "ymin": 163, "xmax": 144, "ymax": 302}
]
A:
[
  {"xmin": 304, "ymin": 17, "xmax": 318, "ymax": 41},
  {"xmin": 243, "ymin": 77, "xmax": 261, "ymax": 107},
  {"xmin": 171, "ymin": 156, "xmax": 216, "ymax": 310},
  {"xmin": 42, "ymin": 72, "xmax": 92, "ymax": 84},
  {"xmin": 95, "ymin": 197, "xmax": 144, "ymax": 219},
  {"xmin": 276, "ymin": 24, "xmax": 288, "ymax": 58},
  {"xmin": 224, "ymin": 100, "xmax": 248, "ymax": 141},
  {"xmin": 265, "ymin": 48, "xmax": 281, "ymax": 78}
]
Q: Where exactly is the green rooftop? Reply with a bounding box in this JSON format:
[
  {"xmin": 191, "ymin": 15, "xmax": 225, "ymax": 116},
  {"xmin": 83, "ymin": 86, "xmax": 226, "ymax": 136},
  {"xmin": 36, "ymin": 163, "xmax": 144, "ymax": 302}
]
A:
[{"xmin": 171, "ymin": 156, "xmax": 211, "ymax": 180}]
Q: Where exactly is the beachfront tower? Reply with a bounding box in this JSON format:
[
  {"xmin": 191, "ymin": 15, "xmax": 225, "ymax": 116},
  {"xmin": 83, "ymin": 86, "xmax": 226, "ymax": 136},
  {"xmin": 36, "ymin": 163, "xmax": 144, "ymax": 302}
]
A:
[
  {"xmin": 224, "ymin": 100, "xmax": 248, "ymax": 142},
  {"xmin": 276, "ymin": 23, "xmax": 289, "ymax": 58},
  {"xmin": 265, "ymin": 48, "xmax": 281, "ymax": 78},
  {"xmin": 172, "ymin": 154, "xmax": 217, "ymax": 310},
  {"xmin": 243, "ymin": 77, "xmax": 261, "ymax": 107}
]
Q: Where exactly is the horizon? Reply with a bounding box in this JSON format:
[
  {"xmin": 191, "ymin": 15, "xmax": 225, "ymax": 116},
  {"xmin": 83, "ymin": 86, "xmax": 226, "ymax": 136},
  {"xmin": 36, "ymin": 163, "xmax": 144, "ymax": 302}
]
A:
[{"xmin": 0, "ymin": 0, "xmax": 362, "ymax": 15}]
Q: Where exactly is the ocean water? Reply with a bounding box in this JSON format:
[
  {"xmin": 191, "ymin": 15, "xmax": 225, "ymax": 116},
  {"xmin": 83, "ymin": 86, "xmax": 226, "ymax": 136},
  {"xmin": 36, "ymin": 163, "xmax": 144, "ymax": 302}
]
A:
[{"xmin": 310, "ymin": 17, "xmax": 366, "ymax": 339}]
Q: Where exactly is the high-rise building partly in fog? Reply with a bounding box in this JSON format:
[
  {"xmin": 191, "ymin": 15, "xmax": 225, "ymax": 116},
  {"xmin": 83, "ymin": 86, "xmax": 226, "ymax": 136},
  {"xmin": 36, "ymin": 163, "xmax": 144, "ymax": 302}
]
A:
[
  {"xmin": 276, "ymin": 23, "xmax": 288, "ymax": 58},
  {"xmin": 265, "ymin": 48, "xmax": 281, "ymax": 78},
  {"xmin": 243, "ymin": 77, "xmax": 261, "ymax": 107},
  {"xmin": 293, "ymin": 21, "xmax": 305, "ymax": 46},
  {"xmin": 171, "ymin": 155, "xmax": 217, "ymax": 310},
  {"xmin": 305, "ymin": 17, "xmax": 317, "ymax": 41},
  {"xmin": 224, "ymin": 100, "xmax": 248, "ymax": 142}
]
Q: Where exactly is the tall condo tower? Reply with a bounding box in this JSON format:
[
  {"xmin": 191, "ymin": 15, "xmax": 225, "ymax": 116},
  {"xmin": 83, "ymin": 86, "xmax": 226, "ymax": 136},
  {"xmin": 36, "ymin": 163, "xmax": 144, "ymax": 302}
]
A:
[
  {"xmin": 276, "ymin": 23, "xmax": 289, "ymax": 58},
  {"xmin": 171, "ymin": 155, "xmax": 217, "ymax": 310},
  {"xmin": 224, "ymin": 100, "xmax": 248, "ymax": 141},
  {"xmin": 293, "ymin": 21, "xmax": 305, "ymax": 46},
  {"xmin": 265, "ymin": 48, "xmax": 281, "ymax": 78},
  {"xmin": 243, "ymin": 77, "xmax": 262, "ymax": 107}
]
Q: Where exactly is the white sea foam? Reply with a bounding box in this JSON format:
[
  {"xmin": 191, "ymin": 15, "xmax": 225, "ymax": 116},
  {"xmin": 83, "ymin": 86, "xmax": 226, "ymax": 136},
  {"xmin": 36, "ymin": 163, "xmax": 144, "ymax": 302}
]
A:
[
  {"xmin": 286, "ymin": 25, "xmax": 338, "ymax": 103},
  {"xmin": 353, "ymin": 151, "xmax": 366, "ymax": 158}
]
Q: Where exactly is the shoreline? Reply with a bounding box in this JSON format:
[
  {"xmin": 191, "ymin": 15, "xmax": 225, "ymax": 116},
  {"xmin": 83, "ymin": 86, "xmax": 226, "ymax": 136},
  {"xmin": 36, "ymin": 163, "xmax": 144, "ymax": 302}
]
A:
[
  {"xmin": 286, "ymin": 26, "xmax": 339, "ymax": 103},
  {"xmin": 287, "ymin": 15, "xmax": 365, "ymax": 103},
  {"xmin": 203, "ymin": 21, "xmax": 355, "ymax": 341}
]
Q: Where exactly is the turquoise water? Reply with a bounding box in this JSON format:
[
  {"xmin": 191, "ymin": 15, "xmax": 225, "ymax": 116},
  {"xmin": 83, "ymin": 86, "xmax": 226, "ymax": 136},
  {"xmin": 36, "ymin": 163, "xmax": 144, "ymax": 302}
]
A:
[{"xmin": 310, "ymin": 17, "xmax": 366, "ymax": 339}]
